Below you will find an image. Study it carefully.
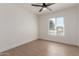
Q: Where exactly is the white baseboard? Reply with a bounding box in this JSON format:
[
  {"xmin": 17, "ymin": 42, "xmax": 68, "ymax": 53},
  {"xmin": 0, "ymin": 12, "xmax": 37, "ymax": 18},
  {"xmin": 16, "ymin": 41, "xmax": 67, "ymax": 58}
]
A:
[{"xmin": 1, "ymin": 38, "xmax": 37, "ymax": 52}]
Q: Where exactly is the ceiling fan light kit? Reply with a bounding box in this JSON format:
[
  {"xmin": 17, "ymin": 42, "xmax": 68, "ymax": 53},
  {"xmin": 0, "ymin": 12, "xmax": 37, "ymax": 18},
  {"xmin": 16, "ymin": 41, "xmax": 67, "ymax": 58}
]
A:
[
  {"xmin": 42, "ymin": 7, "xmax": 46, "ymax": 10},
  {"xmin": 31, "ymin": 3, "xmax": 55, "ymax": 12}
]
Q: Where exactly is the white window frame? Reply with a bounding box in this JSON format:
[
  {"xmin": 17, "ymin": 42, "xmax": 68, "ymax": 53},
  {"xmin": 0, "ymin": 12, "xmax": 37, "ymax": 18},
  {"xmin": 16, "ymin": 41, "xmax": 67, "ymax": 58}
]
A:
[{"xmin": 48, "ymin": 16, "xmax": 65, "ymax": 36}]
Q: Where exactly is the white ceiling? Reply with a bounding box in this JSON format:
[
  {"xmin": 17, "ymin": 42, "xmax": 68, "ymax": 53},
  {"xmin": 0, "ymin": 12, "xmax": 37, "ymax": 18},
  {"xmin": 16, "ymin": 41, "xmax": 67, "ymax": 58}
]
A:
[
  {"xmin": 0, "ymin": 3, "xmax": 78, "ymax": 15},
  {"xmin": 23, "ymin": 3, "xmax": 79, "ymax": 15}
]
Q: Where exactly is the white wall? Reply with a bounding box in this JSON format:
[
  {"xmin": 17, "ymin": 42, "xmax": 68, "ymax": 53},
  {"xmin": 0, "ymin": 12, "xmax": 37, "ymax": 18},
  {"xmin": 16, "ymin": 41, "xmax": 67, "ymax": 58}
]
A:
[
  {"xmin": 77, "ymin": 7, "xmax": 79, "ymax": 46},
  {"xmin": 38, "ymin": 7, "xmax": 79, "ymax": 46},
  {"xmin": 0, "ymin": 4, "xmax": 38, "ymax": 52}
]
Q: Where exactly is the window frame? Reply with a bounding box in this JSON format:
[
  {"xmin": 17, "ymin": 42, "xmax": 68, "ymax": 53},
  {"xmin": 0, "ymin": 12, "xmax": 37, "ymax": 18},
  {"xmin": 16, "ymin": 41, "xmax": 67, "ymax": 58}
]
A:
[{"xmin": 48, "ymin": 16, "xmax": 65, "ymax": 36}]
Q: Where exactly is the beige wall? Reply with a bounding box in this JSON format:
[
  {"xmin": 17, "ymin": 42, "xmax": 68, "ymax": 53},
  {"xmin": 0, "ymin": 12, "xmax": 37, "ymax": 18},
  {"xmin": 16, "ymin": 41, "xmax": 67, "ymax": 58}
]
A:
[
  {"xmin": 0, "ymin": 4, "xmax": 38, "ymax": 52},
  {"xmin": 38, "ymin": 7, "xmax": 78, "ymax": 46}
]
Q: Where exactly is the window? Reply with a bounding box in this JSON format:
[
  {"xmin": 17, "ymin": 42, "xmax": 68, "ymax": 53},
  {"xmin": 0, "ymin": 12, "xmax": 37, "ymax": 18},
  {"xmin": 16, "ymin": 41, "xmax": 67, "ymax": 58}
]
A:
[{"xmin": 48, "ymin": 17, "xmax": 64, "ymax": 36}]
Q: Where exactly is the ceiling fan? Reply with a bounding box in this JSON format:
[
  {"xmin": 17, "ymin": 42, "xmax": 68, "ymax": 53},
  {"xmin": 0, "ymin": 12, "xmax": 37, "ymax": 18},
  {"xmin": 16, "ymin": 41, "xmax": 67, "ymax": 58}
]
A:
[{"xmin": 31, "ymin": 3, "xmax": 55, "ymax": 12}]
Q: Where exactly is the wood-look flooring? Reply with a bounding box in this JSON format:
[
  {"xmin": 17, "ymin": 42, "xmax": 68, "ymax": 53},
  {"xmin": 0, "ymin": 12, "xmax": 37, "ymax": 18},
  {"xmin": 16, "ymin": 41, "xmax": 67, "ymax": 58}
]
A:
[{"xmin": 2, "ymin": 39, "xmax": 79, "ymax": 56}]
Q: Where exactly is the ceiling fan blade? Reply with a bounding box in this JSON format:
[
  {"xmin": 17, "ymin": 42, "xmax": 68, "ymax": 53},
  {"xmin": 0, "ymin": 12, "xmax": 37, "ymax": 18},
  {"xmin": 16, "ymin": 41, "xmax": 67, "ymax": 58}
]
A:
[
  {"xmin": 46, "ymin": 3, "xmax": 55, "ymax": 6},
  {"xmin": 32, "ymin": 4, "xmax": 42, "ymax": 7},
  {"xmin": 39, "ymin": 7, "xmax": 43, "ymax": 12},
  {"xmin": 46, "ymin": 7, "xmax": 52, "ymax": 11}
]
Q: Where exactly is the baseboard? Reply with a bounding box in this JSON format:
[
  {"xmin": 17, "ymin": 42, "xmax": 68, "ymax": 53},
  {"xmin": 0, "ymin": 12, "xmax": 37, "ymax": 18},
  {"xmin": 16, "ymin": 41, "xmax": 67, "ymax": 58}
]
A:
[
  {"xmin": 38, "ymin": 39, "xmax": 79, "ymax": 47},
  {"xmin": 2, "ymin": 38, "xmax": 79, "ymax": 53},
  {"xmin": 1, "ymin": 39, "xmax": 38, "ymax": 53}
]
